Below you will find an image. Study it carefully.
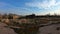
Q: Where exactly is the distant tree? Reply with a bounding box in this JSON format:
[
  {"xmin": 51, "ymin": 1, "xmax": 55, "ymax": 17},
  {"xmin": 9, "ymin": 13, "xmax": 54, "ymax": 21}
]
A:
[
  {"xmin": 54, "ymin": 13, "xmax": 57, "ymax": 16},
  {"xmin": 46, "ymin": 13, "xmax": 50, "ymax": 16},
  {"xmin": 2, "ymin": 14, "xmax": 7, "ymax": 19},
  {"xmin": 8, "ymin": 13, "xmax": 13, "ymax": 19},
  {"xmin": 26, "ymin": 14, "xmax": 35, "ymax": 18}
]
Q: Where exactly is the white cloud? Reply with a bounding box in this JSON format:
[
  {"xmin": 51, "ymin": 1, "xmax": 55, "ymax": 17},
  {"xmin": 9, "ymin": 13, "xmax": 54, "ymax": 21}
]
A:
[
  {"xmin": 41, "ymin": 9, "xmax": 60, "ymax": 15},
  {"xmin": 49, "ymin": 9, "xmax": 60, "ymax": 15},
  {"xmin": 25, "ymin": 0, "xmax": 60, "ymax": 9}
]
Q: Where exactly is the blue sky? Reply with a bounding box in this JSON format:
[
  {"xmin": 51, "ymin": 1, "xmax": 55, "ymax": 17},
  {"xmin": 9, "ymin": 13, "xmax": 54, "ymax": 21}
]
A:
[{"xmin": 0, "ymin": 0, "xmax": 60, "ymax": 15}]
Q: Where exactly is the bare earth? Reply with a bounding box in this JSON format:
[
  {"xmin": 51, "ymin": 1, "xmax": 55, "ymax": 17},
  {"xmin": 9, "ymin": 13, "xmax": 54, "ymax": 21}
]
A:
[
  {"xmin": 38, "ymin": 23, "xmax": 60, "ymax": 34},
  {"xmin": 0, "ymin": 23, "xmax": 17, "ymax": 34}
]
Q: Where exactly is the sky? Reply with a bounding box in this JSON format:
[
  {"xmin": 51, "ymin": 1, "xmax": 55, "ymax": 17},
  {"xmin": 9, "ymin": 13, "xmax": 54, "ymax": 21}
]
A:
[{"xmin": 0, "ymin": 0, "xmax": 60, "ymax": 15}]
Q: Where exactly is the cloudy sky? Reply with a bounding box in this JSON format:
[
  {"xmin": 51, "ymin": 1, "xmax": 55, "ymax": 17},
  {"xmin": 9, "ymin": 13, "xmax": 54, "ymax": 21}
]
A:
[{"xmin": 0, "ymin": 0, "xmax": 60, "ymax": 15}]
